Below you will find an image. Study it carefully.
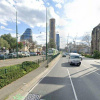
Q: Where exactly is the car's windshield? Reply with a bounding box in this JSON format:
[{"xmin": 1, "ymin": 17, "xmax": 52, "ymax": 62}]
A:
[
  {"xmin": 48, "ymin": 50, "xmax": 53, "ymax": 53},
  {"xmin": 70, "ymin": 55, "xmax": 80, "ymax": 59}
]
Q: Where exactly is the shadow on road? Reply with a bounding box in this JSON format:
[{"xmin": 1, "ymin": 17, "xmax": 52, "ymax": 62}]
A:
[
  {"xmin": 91, "ymin": 64, "xmax": 100, "ymax": 68},
  {"xmin": 39, "ymin": 73, "xmax": 100, "ymax": 100},
  {"xmin": 61, "ymin": 62, "xmax": 79, "ymax": 68}
]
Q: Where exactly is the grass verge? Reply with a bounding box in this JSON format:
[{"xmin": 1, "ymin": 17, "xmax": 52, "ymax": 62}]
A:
[{"xmin": 0, "ymin": 61, "xmax": 39, "ymax": 89}]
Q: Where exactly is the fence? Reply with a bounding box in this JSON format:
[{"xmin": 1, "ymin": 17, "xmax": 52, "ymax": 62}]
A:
[{"xmin": 47, "ymin": 53, "xmax": 60, "ymax": 64}]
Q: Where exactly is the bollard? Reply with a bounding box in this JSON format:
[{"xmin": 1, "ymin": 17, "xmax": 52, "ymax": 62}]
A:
[
  {"xmin": 3, "ymin": 55, "xmax": 5, "ymax": 60},
  {"xmin": 43, "ymin": 58, "xmax": 44, "ymax": 62},
  {"xmin": 22, "ymin": 63, "xmax": 24, "ymax": 68},
  {"xmin": 38, "ymin": 59, "xmax": 39, "ymax": 64}
]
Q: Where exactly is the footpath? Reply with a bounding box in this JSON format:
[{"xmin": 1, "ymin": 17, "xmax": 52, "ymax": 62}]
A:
[{"xmin": 0, "ymin": 54, "xmax": 61, "ymax": 100}]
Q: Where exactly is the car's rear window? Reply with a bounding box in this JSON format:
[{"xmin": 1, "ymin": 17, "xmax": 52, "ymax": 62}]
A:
[{"xmin": 70, "ymin": 56, "xmax": 79, "ymax": 59}]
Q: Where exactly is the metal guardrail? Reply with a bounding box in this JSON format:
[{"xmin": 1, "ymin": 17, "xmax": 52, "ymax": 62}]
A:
[{"xmin": 47, "ymin": 53, "xmax": 60, "ymax": 64}]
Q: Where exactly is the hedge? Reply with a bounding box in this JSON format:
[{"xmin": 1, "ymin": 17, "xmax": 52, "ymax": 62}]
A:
[{"xmin": 0, "ymin": 61, "xmax": 39, "ymax": 89}]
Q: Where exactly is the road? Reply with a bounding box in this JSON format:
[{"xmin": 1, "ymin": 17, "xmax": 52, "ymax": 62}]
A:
[
  {"xmin": 25, "ymin": 56, "xmax": 100, "ymax": 100},
  {"xmin": 0, "ymin": 55, "xmax": 45, "ymax": 67}
]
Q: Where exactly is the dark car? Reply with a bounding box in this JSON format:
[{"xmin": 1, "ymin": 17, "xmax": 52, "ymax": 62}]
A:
[
  {"xmin": 0, "ymin": 54, "xmax": 9, "ymax": 59},
  {"xmin": 30, "ymin": 52, "xmax": 37, "ymax": 56},
  {"xmin": 62, "ymin": 53, "xmax": 66, "ymax": 57}
]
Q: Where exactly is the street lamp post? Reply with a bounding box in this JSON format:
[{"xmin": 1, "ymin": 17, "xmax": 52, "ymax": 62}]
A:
[
  {"xmin": 16, "ymin": 11, "xmax": 18, "ymax": 58},
  {"xmin": 46, "ymin": 7, "xmax": 48, "ymax": 60}
]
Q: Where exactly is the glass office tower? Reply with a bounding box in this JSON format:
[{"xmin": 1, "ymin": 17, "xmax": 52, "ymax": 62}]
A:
[{"xmin": 20, "ymin": 28, "xmax": 33, "ymax": 42}]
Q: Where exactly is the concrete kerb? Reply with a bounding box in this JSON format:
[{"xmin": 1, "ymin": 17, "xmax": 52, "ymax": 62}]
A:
[{"xmin": 6, "ymin": 54, "xmax": 61, "ymax": 100}]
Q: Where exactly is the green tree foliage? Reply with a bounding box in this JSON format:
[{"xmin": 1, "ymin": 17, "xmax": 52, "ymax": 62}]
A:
[
  {"xmin": 18, "ymin": 42, "xmax": 23, "ymax": 49},
  {"xmin": 1, "ymin": 33, "xmax": 17, "ymax": 50},
  {"xmin": 48, "ymin": 39, "xmax": 56, "ymax": 49},
  {"xmin": 0, "ymin": 37, "xmax": 10, "ymax": 49},
  {"xmin": 93, "ymin": 50, "xmax": 100, "ymax": 59}
]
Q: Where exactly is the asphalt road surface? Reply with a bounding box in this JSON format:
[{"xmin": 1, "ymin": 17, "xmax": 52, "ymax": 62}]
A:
[{"xmin": 26, "ymin": 56, "xmax": 100, "ymax": 100}]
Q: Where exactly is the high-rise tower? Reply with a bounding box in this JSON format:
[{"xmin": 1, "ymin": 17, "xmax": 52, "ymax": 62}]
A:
[
  {"xmin": 56, "ymin": 34, "xmax": 60, "ymax": 50},
  {"xmin": 49, "ymin": 18, "xmax": 56, "ymax": 43}
]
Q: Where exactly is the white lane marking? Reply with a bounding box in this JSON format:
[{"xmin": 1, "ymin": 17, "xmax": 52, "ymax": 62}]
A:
[
  {"xmin": 67, "ymin": 69, "xmax": 78, "ymax": 100},
  {"xmin": 82, "ymin": 64, "xmax": 100, "ymax": 76},
  {"xmin": 95, "ymin": 72, "xmax": 100, "ymax": 75},
  {"xmin": 24, "ymin": 58, "xmax": 61, "ymax": 99}
]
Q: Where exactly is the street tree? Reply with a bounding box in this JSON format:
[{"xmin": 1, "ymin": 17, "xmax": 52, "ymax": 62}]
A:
[
  {"xmin": 0, "ymin": 37, "xmax": 10, "ymax": 50},
  {"xmin": 1, "ymin": 33, "xmax": 17, "ymax": 51},
  {"xmin": 29, "ymin": 41, "xmax": 37, "ymax": 52},
  {"xmin": 18, "ymin": 42, "xmax": 23, "ymax": 49},
  {"xmin": 82, "ymin": 34, "xmax": 91, "ymax": 47},
  {"xmin": 48, "ymin": 39, "xmax": 56, "ymax": 49},
  {"xmin": 82, "ymin": 33, "xmax": 91, "ymax": 53}
]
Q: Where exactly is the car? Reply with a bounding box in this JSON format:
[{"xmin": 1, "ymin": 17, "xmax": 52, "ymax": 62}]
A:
[
  {"xmin": 41, "ymin": 51, "xmax": 46, "ymax": 55},
  {"xmin": 0, "ymin": 54, "xmax": 9, "ymax": 59},
  {"xmin": 62, "ymin": 53, "xmax": 66, "ymax": 57},
  {"xmin": 79, "ymin": 54, "xmax": 83, "ymax": 60},
  {"xmin": 21, "ymin": 51, "xmax": 30, "ymax": 57},
  {"xmin": 8, "ymin": 53, "xmax": 17, "ymax": 58},
  {"xmin": 37, "ymin": 52, "xmax": 41, "ymax": 55},
  {"xmin": 65, "ymin": 52, "xmax": 69, "ymax": 55},
  {"xmin": 25, "ymin": 52, "xmax": 30, "ymax": 57},
  {"xmin": 69, "ymin": 53, "xmax": 83, "ymax": 60},
  {"xmin": 68, "ymin": 53, "xmax": 81, "ymax": 66},
  {"xmin": 30, "ymin": 52, "xmax": 37, "ymax": 56}
]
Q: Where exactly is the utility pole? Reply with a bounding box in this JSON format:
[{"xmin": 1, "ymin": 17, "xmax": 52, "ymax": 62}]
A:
[
  {"xmin": 16, "ymin": 11, "xmax": 18, "ymax": 58},
  {"xmin": 46, "ymin": 7, "xmax": 48, "ymax": 60},
  {"xmin": 67, "ymin": 34, "xmax": 69, "ymax": 53}
]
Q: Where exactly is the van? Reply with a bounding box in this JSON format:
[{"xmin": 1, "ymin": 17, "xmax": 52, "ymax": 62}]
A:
[{"xmin": 68, "ymin": 53, "xmax": 81, "ymax": 66}]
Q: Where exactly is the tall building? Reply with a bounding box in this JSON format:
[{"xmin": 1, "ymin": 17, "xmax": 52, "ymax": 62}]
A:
[
  {"xmin": 56, "ymin": 34, "xmax": 60, "ymax": 50},
  {"xmin": 20, "ymin": 28, "xmax": 33, "ymax": 42},
  {"xmin": 49, "ymin": 18, "xmax": 56, "ymax": 43},
  {"xmin": 91, "ymin": 24, "xmax": 100, "ymax": 54}
]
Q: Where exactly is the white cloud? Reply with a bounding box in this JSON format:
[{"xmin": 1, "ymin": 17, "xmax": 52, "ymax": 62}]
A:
[
  {"xmin": 47, "ymin": 2, "xmax": 50, "ymax": 6},
  {"xmin": 33, "ymin": 32, "xmax": 47, "ymax": 45},
  {"xmin": 63, "ymin": 0, "xmax": 100, "ymax": 37},
  {"xmin": 1, "ymin": 0, "xmax": 99, "ymax": 49},
  {"xmin": 0, "ymin": 0, "xmax": 15, "ymax": 25},
  {"xmin": 0, "ymin": 0, "xmax": 46, "ymax": 27},
  {"xmin": 56, "ymin": 0, "xmax": 100, "ymax": 48},
  {"xmin": 47, "ymin": 7, "xmax": 68, "ymax": 27},
  {"xmin": 0, "ymin": 26, "xmax": 12, "ymax": 31},
  {"xmin": 53, "ymin": 0, "xmax": 64, "ymax": 4},
  {"xmin": 0, "ymin": 0, "xmax": 65, "ymax": 28},
  {"xmin": 55, "ymin": 3, "xmax": 62, "ymax": 8}
]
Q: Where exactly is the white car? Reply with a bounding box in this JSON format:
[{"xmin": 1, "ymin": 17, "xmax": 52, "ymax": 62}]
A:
[{"xmin": 68, "ymin": 53, "xmax": 81, "ymax": 66}]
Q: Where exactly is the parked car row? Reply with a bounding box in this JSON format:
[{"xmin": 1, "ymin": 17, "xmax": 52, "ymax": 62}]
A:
[
  {"xmin": 0, "ymin": 51, "xmax": 30, "ymax": 59},
  {"xmin": 0, "ymin": 51, "xmax": 46, "ymax": 60}
]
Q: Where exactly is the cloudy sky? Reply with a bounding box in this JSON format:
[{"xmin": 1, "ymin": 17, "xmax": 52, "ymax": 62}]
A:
[{"xmin": 0, "ymin": 0, "xmax": 100, "ymax": 48}]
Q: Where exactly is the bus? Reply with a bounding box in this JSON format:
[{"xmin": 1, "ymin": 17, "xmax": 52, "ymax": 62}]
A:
[{"xmin": 48, "ymin": 48, "xmax": 58, "ymax": 56}]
